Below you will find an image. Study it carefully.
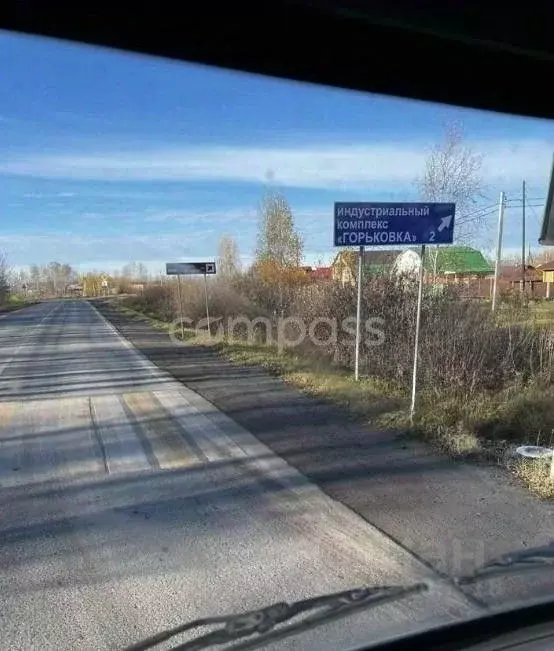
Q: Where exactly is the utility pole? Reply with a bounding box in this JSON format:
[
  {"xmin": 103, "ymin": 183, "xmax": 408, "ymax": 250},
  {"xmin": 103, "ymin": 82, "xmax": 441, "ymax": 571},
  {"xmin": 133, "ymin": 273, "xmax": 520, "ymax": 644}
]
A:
[
  {"xmin": 203, "ymin": 271, "xmax": 211, "ymax": 335},
  {"xmin": 521, "ymin": 180, "xmax": 526, "ymax": 292},
  {"xmin": 491, "ymin": 191, "xmax": 506, "ymax": 313}
]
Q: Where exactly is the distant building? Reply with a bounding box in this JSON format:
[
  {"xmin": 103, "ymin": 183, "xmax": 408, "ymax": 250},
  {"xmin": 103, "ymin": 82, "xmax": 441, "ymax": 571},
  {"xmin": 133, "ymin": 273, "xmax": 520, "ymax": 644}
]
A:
[
  {"xmin": 332, "ymin": 249, "xmax": 412, "ymax": 284},
  {"xmin": 499, "ymin": 263, "xmax": 542, "ymax": 293},
  {"xmin": 536, "ymin": 260, "xmax": 554, "ymax": 283},
  {"xmin": 415, "ymin": 246, "xmax": 494, "ymax": 281},
  {"xmin": 66, "ymin": 283, "xmax": 83, "ymax": 296},
  {"xmin": 331, "ymin": 246, "xmax": 493, "ymax": 286},
  {"xmin": 535, "ymin": 261, "xmax": 554, "ymax": 298},
  {"xmin": 311, "ymin": 267, "xmax": 333, "ymax": 281}
]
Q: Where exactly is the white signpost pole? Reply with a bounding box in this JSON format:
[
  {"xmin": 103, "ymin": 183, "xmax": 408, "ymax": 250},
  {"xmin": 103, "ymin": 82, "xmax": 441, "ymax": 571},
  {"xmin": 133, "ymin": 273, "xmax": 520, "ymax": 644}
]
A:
[
  {"xmin": 176, "ymin": 275, "xmax": 185, "ymax": 340},
  {"xmin": 203, "ymin": 272, "xmax": 211, "ymax": 336},
  {"xmin": 354, "ymin": 245, "xmax": 364, "ymax": 381},
  {"xmin": 410, "ymin": 244, "xmax": 426, "ymax": 424}
]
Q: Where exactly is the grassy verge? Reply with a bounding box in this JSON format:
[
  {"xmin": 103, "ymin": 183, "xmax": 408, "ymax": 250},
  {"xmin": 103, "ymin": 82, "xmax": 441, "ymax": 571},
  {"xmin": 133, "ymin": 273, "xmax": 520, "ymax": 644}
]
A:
[
  {"xmin": 496, "ymin": 298, "xmax": 554, "ymax": 328},
  {"xmin": 510, "ymin": 457, "xmax": 554, "ymax": 499},
  {"xmin": 0, "ymin": 295, "xmax": 39, "ymax": 314},
  {"xmin": 100, "ymin": 296, "xmax": 554, "ymax": 498}
]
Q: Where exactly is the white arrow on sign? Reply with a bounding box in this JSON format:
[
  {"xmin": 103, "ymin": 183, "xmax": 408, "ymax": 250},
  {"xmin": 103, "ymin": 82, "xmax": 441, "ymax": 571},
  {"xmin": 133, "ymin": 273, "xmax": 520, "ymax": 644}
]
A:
[{"xmin": 437, "ymin": 215, "xmax": 453, "ymax": 232}]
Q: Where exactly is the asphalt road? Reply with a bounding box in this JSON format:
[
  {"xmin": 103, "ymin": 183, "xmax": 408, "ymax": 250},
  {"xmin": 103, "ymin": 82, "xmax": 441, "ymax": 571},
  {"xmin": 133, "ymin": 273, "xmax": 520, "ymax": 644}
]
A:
[{"xmin": 0, "ymin": 300, "xmax": 481, "ymax": 651}]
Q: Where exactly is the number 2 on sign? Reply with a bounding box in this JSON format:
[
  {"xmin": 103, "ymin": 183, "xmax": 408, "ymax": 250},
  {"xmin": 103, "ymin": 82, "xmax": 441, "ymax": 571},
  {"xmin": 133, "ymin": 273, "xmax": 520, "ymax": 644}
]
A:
[{"xmin": 429, "ymin": 231, "xmax": 436, "ymax": 242}]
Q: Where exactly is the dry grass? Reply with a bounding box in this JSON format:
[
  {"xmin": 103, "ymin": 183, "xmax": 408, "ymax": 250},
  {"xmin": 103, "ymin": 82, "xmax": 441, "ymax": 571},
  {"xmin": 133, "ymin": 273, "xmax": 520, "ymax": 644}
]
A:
[
  {"xmin": 510, "ymin": 458, "xmax": 554, "ymax": 499},
  {"xmin": 0, "ymin": 296, "xmax": 39, "ymax": 313}
]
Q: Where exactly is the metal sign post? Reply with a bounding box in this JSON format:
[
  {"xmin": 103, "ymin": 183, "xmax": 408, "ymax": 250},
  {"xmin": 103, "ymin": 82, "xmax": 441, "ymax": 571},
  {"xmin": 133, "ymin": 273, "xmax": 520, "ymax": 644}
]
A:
[
  {"xmin": 354, "ymin": 245, "xmax": 364, "ymax": 381},
  {"xmin": 333, "ymin": 201, "xmax": 456, "ymax": 411},
  {"xmin": 203, "ymin": 272, "xmax": 211, "ymax": 335},
  {"xmin": 166, "ymin": 261, "xmax": 216, "ymax": 339},
  {"xmin": 176, "ymin": 275, "xmax": 185, "ymax": 340},
  {"xmin": 410, "ymin": 245, "xmax": 426, "ymax": 424}
]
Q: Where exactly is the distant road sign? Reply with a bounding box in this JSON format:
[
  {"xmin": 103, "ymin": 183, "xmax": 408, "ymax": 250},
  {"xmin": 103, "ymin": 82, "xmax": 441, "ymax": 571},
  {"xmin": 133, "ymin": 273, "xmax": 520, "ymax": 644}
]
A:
[
  {"xmin": 334, "ymin": 202, "xmax": 456, "ymax": 247},
  {"xmin": 166, "ymin": 262, "xmax": 217, "ymax": 275}
]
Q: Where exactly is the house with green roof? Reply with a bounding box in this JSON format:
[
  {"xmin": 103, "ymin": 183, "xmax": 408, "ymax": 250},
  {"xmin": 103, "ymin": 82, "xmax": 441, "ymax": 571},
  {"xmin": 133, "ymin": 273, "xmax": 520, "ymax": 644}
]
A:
[
  {"xmin": 332, "ymin": 246, "xmax": 493, "ymax": 285},
  {"xmin": 416, "ymin": 246, "xmax": 494, "ymax": 279}
]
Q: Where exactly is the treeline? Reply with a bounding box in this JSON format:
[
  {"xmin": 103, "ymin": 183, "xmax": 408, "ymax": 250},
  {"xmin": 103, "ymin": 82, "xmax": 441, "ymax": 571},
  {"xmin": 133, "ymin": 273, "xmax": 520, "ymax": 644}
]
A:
[
  {"xmin": 9, "ymin": 260, "xmax": 154, "ymax": 298},
  {"xmin": 10, "ymin": 262, "xmax": 77, "ymax": 297}
]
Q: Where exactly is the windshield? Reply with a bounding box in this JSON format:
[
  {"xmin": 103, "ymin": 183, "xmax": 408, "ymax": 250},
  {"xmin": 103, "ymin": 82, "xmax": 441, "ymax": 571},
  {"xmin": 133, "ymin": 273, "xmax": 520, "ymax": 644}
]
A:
[{"xmin": 1, "ymin": 29, "xmax": 554, "ymax": 651}]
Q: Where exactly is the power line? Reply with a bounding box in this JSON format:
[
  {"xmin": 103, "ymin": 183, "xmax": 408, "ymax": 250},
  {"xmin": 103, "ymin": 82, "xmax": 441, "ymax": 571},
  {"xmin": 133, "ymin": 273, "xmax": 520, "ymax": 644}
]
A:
[
  {"xmin": 506, "ymin": 195, "xmax": 545, "ymax": 200},
  {"xmin": 504, "ymin": 202, "xmax": 544, "ymax": 209},
  {"xmin": 506, "ymin": 198, "xmax": 545, "ymax": 203},
  {"xmin": 458, "ymin": 203, "xmax": 499, "ymax": 219},
  {"xmin": 527, "ymin": 201, "xmax": 541, "ymax": 226}
]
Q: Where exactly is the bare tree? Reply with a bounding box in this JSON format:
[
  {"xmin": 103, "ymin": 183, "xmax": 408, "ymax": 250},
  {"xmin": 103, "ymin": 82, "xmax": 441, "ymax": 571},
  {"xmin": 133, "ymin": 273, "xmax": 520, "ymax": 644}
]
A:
[
  {"xmin": 8, "ymin": 268, "xmax": 30, "ymax": 295},
  {"xmin": 0, "ymin": 253, "xmax": 10, "ymax": 304},
  {"xmin": 29, "ymin": 264, "xmax": 41, "ymax": 294},
  {"xmin": 136, "ymin": 262, "xmax": 149, "ymax": 282},
  {"xmin": 530, "ymin": 249, "xmax": 554, "ymax": 266},
  {"xmin": 417, "ymin": 122, "xmax": 485, "ymax": 275},
  {"xmin": 417, "ymin": 122, "xmax": 485, "ymax": 225},
  {"xmin": 255, "ymin": 190, "xmax": 303, "ymax": 267},
  {"xmin": 217, "ymin": 235, "xmax": 241, "ymax": 280}
]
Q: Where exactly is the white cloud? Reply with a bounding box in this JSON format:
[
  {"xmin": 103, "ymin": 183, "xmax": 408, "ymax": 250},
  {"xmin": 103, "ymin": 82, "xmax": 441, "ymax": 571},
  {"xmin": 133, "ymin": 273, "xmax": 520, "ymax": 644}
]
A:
[
  {"xmin": 21, "ymin": 191, "xmax": 77, "ymax": 199},
  {"xmin": 140, "ymin": 206, "xmax": 331, "ymax": 227},
  {"xmin": 142, "ymin": 207, "xmax": 258, "ymax": 224},
  {"xmin": 1, "ymin": 139, "xmax": 551, "ymax": 189},
  {"xmin": 0, "ymin": 231, "xmax": 216, "ymax": 267}
]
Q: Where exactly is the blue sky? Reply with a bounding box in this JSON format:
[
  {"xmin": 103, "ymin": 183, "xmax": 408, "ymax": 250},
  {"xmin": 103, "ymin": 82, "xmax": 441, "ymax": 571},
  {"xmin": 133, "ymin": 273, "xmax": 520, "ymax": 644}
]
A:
[{"xmin": 1, "ymin": 30, "xmax": 553, "ymax": 273}]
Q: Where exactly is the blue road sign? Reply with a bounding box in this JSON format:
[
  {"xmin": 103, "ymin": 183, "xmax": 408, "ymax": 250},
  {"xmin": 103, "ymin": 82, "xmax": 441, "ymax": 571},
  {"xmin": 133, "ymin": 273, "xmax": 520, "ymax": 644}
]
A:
[
  {"xmin": 334, "ymin": 202, "xmax": 456, "ymax": 247},
  {"xmin": 166, "ymin": 262, "xmax": 216, "ymax": 275}
]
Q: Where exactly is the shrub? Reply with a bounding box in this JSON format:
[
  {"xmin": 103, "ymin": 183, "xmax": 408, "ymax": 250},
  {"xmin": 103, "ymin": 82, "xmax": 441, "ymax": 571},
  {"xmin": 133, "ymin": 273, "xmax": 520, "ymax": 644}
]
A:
[
  {"xmin": 123, "ymin": 271, "xmax": 554, "ymax": 400},
  {"xmin": 287, "ymin": 276, "xmax": 554, "ymax": 396},
  {"xmin": 137, "ymin": 285, "xmax": 176, "ymax": 322}
]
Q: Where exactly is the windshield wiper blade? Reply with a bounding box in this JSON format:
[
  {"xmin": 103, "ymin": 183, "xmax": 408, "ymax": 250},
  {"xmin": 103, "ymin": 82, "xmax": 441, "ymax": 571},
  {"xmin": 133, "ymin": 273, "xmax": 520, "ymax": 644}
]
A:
[
  {"xmin": 456, "ymin": 542, "xmax": 554, "ymax": 586},
  {"xmin": 123, "ymin": 583, "xmax": 428, "ymax": 651}
]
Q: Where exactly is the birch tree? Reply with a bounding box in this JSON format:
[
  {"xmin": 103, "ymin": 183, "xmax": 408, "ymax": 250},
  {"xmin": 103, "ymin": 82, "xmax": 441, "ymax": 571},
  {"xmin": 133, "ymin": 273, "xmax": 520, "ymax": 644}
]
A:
[
  {"xmin": 217, "ymin": 235, "xmax": 241, "ymax": 280},
  {"xmin": 0, "ymin": 253, "xmax": 10, "ymax": 304},
  {"xmin": 255, "ymin": 190, "xmax": 304, "ymax": 317},
  {"xmin": 256, "ymin": 190, "xmax": 303, "ymax": 267},
  {"xmin": 417, "ymin": 122, "xmax": 485, "ymax": 276}
]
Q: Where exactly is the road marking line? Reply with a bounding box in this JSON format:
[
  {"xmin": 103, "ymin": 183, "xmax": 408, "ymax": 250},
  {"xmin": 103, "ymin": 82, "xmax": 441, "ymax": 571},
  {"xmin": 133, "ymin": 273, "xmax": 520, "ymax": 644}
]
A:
[
  {"xmin": 122, "ymin": 392, "xmax": 200, "ymax": 469},
  {"xmin": 90, "ymin": 394, "xmax": 151, "ymax": 474},
  {"xmin": 47, "ymin": 396, "xmax": 105, "ymax": 479},
  {"xmin": 0, "ymin": 397, "xmax": 104, "ymax": 487},
  {"xmin": 0, "ymin": 401, "xmax": 16, "ymax": 428},
  {"xmin": 153, "ymin": 389, "xmax": 226, "ymax": 463}
]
